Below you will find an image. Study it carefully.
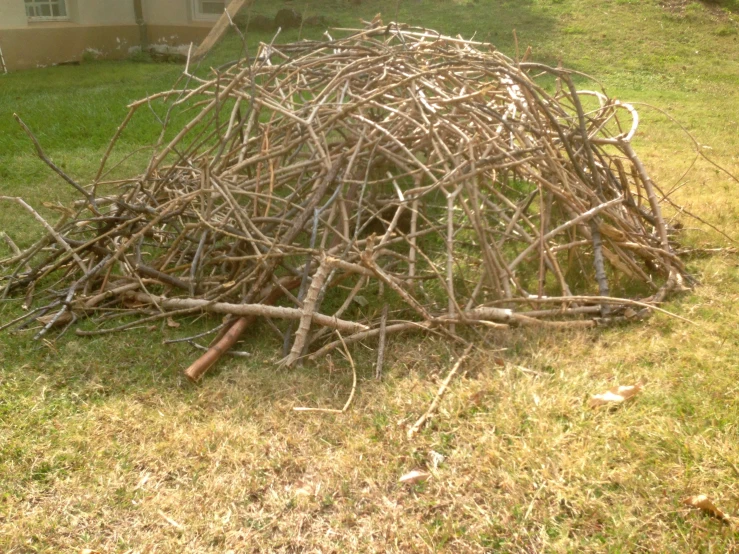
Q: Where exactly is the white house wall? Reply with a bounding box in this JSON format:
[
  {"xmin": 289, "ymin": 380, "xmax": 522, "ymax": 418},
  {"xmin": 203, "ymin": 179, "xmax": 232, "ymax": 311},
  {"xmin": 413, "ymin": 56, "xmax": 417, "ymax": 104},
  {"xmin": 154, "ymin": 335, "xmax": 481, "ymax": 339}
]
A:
[
  {"xmin": 0, "ymin": 1, "xmax": 30, "ymax": 28},
  {"xmin": 143, "ymin": 0, "xmax": 191, "ymax": 26},
  {"xmin": 0, "ymin": 0, "xmax": 218, "ymax": 70},
  {"xmin": 74, "ymin": 0, "xmax": 136, "ymax": 25}
]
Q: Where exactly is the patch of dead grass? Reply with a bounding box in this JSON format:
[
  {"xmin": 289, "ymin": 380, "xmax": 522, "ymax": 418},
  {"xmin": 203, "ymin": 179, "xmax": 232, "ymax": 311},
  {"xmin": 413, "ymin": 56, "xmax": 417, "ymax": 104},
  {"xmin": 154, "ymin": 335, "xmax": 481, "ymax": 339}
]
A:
[
  {"xmin": 2, "ymin": 279, "xmax": 739, "ymax": 552},
  {"xmin": 2, "ymin": 1, "xmax": 739, "ymax": 551}
]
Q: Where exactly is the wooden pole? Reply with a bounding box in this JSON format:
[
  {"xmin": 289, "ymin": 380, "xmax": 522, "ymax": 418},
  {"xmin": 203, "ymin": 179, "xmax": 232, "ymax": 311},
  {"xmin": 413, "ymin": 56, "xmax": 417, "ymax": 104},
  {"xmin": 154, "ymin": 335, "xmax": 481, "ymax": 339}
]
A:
[{"xmin": 192, "ymin": 0, "xmax": 253, "ymax": 61}]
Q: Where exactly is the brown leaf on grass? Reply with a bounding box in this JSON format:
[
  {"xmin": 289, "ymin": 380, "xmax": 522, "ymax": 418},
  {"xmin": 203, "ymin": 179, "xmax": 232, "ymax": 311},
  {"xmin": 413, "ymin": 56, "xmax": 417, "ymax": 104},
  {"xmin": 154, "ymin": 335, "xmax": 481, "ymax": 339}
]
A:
[
  {"xmin": 166, "ymin": 317, "xmax": 180, "ymax": 328},
  {"xmin": 399, "ymin": 470, "xmax": 430, "ymax": 485},
  {"xmin": 294, "ymin": 483, "xmax": 313, "ymax": 497},
  {"xmin": 589, "ymin": 383, "xmax": 643, "ymax": 408},
  {"xmin": 682, "ymin": 494, "xmax": 732, "ymax": 523},
  {"xmin": 469, "ymin": 390, "xmax": 487, "ymax": 407},
  {"xmin": 289, "ymin": 479, "xmax": 320, "ymax": 497},
  {"xmin": 36, "ymin": 312, "xmax": 73, "ymax": 327},
  {"xmin": 122, "ymin": 297, "xmax": 146, "ymax": 309}
]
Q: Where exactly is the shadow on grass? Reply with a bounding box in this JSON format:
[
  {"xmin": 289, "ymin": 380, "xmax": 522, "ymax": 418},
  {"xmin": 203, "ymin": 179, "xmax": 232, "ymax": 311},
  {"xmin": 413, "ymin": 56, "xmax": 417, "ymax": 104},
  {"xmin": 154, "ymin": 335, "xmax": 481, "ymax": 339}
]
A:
[
  {"xmin": 0, "ymin": 305, "xmax": 375, "ymax": 409},
  {"xmin": 0, "ymin": 0, "xmax": 561, "ymax": 407},
  {"xmin": 208, "ymin": 0, "xmax": 559, "ymax": 63}
]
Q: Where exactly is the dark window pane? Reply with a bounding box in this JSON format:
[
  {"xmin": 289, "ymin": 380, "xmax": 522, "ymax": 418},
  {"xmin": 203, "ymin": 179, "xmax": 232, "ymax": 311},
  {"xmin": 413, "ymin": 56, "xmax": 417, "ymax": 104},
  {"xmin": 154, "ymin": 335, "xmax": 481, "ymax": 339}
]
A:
[
  {"xmin": 26, "ymin": 0, "xmax": 67, "ymax": 18},
  {"xmin": 201, "ymin": 1, "xmax": 225, "ymax": 14}
]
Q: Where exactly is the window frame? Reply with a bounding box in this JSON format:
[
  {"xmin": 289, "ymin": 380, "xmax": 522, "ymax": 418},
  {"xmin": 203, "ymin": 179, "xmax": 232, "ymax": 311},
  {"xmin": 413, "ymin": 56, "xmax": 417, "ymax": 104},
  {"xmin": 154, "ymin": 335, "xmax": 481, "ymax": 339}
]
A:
[
  {"xmin": 191, "ymin": 0, "xmax": 226, "ymax": 21},
  {"xmin": 25, "ymin": 0, "xmax": 70, "ymax": 22}
]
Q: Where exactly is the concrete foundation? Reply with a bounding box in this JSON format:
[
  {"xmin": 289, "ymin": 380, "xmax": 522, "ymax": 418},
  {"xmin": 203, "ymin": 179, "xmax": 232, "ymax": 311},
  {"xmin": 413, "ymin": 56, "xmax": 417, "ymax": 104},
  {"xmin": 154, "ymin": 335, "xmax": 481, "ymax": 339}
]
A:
[
  {"xmin": 148, "ymin": 24, "xmax": 211, "ymax": 48},
  {"xmin": 0, "ymin": 23, "xmax": 211, "ymax": 71}
]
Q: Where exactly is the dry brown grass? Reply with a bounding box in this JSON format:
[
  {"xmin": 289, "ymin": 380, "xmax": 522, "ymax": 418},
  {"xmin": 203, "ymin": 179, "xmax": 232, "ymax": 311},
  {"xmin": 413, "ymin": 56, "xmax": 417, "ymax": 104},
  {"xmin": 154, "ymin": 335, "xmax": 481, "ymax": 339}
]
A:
[
  {"xmin": 2, "ymin": 285, "xmax": 739, "ymax": 552},
  {"xmin": 2, "ymin": 0, "xmax": 739, "ymax": 552}
]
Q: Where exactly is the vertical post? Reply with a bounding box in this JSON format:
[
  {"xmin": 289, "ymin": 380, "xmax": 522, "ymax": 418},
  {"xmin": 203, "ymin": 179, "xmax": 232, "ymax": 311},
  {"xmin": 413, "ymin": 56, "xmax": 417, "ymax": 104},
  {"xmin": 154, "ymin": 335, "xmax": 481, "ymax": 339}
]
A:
[
  {"xmin": 0, "ymin": 44, "xmax": 8, "ymax": 74},
  {"xmin": 133, "ymin": 0, "xmax": 148, "ymax": 52}
]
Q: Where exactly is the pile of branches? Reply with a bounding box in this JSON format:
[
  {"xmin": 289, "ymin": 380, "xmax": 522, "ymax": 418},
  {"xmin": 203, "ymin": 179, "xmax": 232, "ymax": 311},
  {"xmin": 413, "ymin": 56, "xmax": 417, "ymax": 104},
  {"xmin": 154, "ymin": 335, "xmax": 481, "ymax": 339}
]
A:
[{"xmin": 1, "ymin": 22, "xmax": 691, "ymax": 380}]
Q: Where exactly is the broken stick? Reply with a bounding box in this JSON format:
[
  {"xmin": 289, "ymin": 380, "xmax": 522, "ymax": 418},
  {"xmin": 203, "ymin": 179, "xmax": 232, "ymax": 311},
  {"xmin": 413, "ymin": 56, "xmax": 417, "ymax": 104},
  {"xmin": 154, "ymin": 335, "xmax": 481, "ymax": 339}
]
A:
[{"xmin": 407, "ymin": 344, "xmax": 474, "ymax": 439}]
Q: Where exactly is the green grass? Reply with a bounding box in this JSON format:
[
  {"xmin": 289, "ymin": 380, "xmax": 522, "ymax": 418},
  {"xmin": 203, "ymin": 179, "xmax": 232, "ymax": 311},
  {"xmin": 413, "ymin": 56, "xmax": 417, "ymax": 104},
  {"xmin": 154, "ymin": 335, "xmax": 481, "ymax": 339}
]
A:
[{"xmin": 2, "ymin": 0, "xmax": 739, "ymax": 551}]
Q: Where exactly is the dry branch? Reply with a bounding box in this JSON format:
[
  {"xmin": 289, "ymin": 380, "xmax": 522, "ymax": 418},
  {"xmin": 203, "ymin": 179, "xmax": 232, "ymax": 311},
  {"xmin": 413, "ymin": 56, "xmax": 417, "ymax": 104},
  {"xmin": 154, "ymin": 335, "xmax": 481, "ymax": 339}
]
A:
[
  {"xmin": 0, "ymin": 21, "xmax": 694, "ymax": 381},
  {"xmin": 193, "ymin": 0, "xmax": 253, "ymax": 60},
  {"xmin": 407, "ymin": 344, "xmax": 474, "ymax": 439}
]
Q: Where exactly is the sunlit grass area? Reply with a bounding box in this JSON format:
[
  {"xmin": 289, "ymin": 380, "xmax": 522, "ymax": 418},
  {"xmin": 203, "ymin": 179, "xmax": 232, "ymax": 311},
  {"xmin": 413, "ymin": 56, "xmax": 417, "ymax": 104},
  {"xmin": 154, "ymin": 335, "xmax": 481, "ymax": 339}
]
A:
[{"xmin": 1, "ymin": 1, "xmax": 738, "ymax": 551}]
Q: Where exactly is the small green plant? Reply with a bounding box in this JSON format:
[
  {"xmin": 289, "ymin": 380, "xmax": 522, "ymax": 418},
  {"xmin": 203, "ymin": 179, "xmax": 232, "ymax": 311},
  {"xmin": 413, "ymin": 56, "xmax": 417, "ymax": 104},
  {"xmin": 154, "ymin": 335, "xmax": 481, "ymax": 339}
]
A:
[
  {"xmin": 715, "ymin": 24, "xmax": 738, "ymax": 35},
  {"xmin": 128, "ymin": 48, "xmax": 153, "ymax": 63}
]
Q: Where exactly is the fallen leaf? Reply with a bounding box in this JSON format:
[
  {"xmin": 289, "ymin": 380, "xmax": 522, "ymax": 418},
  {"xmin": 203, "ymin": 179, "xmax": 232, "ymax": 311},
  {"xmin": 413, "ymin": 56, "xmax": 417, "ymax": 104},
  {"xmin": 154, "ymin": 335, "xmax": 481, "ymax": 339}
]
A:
[
  {"xmin": 166, "ymin": 317, "xmax": 180, "ymax": 328},
  {"xmin": 289, "ymin": 479, "xmax": 319, "ymax": 497},
  {"xmin": 295, "ymin": 484, "xmax": 313, "ymax": 497},
  {"xmin": 36, "ymin": 312, "xmax": 74, "ymax": 327},
  {"xmin": 682, "ymin": 494, "xmax": 731, "ymax": 523},
  {"xmin": 623, "ymin": 307, "xmax": 638, "ymax": 319},
  {"xmin": 599, "ymin": 222, "xmax": 627, "ymax": 241},
  {"xmin": 122, "ymin": 297, "xmax": 146, "ymax": 309},
  {"xmin": 399, "ymin": 470, "xmax": 430, "ymax": 485},
  {"xmin": 353, "ymin": 295, "xmax": 368, "ymax": 307},
  {"xmin": 469, "ymin": 390, "xmax": 486, "ymax": 406},
  {"xmin": 589, "ymin": 383, "xmax": 643, "ymax": 408}
]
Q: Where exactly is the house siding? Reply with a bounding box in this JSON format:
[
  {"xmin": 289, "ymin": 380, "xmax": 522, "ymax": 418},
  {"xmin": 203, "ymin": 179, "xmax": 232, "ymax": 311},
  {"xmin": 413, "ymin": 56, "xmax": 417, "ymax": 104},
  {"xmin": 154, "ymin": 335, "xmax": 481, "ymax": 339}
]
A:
[
  {"xmin": 0, "ymin": 1, "xmax": 28, "ymax": 28},
  {"xmin": 0, "ymin": 0, "xmax": 222, "ymax": 71},
  {"xmin": 144, "ymin": 0, "xmax": 191, "ymax": 26},
  {"xmin": 0, "ymin": 25, "xmax": 141, "ymax": 70},
  {"xmin": 73, "ymin": 0, "xmax": 136, "ymax": 25}
]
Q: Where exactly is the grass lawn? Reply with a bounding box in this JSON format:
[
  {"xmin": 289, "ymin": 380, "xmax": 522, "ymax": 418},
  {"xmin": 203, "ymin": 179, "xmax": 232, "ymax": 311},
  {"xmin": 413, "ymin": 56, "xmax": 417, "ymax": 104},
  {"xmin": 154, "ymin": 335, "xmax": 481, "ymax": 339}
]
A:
[{"xmin": 1, "ymin": 0, "xmax": 739, "ymax": 551}]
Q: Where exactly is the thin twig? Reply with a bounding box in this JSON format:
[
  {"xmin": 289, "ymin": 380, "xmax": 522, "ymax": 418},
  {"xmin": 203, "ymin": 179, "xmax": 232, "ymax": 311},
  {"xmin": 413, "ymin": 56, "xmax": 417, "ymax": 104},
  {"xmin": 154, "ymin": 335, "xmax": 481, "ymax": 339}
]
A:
[
  {"xmin": 375, "ymin": 304, "xmax": 388, "ymax": 380},
  {"xmin": 293, "ymin": 331, "xmax": 357, "ymax": 413},
  {"xmin": 407, "ymin": 344, "xmax": 474, "ymax": 439}
]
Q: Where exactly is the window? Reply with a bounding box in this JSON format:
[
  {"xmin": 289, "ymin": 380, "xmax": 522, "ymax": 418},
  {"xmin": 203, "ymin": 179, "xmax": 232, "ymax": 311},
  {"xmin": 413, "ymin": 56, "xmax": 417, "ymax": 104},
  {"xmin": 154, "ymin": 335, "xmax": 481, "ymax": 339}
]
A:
[
  {"xmin": 192, "ymin": 0, "xmax": 225, "ymax": 20},
  {"xmin": 25, "ymin": 0, "xmax": 68, "ymax": 20}
]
